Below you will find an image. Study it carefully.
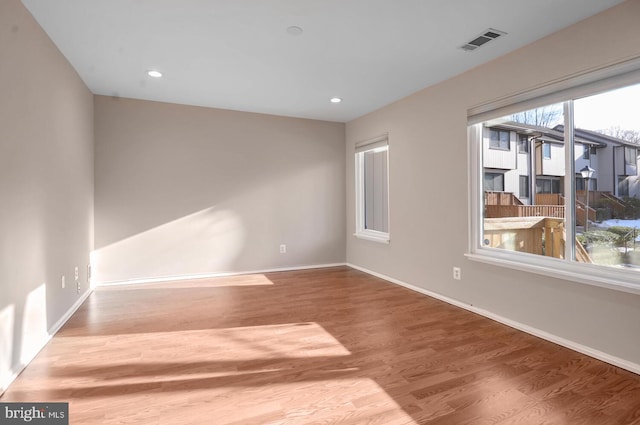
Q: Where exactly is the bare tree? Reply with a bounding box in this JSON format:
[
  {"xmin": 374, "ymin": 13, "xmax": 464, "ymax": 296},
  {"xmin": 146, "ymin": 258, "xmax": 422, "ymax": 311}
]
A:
[
  {"xmin": 595, "ymin": 126, "xmax": 640, "ymax": 144},
  {"xmin": 511, "ymin": 105, "xmax": 563, "ymax": 128}
]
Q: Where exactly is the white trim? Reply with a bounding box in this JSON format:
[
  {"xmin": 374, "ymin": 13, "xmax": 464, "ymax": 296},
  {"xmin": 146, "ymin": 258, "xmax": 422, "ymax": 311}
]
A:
[
  {"xmin": 468, "ymin": 55, "xmax": 640, "ymax": 124},
  {"xmin": 465, "ymin": 252, "xmax": 640, "ymax": 295},
  {"xmin": 346, "ymin": 263, "xmax": 640, "ymax": 375},
  {"xmin": 563, "ymin": 101, "xmax": 576, "ymax": 261},
  {"xmin": 354, "ymin": 143, "xmax": 390, "ymax": 242},
  {"xmin": 1, "ymin": 288, "xmax": 93, "ymax": 396},
  {"xmin": 355, "ymin": 133, "xmax": 389, "ymax": 151},
  {"xmin": 49, "ymin": 288, "xmax": 93, "ymax": 335},
  {"xmin": 95, "ymin": 263, "xmax": 348, "ymax": 287},
  {"xmin": 353, "ymin": 231, "xmax": 390, "ymax": 244}
]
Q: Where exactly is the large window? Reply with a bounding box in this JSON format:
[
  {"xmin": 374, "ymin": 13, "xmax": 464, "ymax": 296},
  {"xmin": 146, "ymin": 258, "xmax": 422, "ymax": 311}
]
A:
[
  {"xmin": 469, "ymin": 74, "xmax": 640, "ymax": 293},
  {"xmin": 355, "ymin": 135, "xmax": 389, "ymax": 243},
  {"xmin": 536, "ymin": 177, "xmax": 561, "ymax": 194}
]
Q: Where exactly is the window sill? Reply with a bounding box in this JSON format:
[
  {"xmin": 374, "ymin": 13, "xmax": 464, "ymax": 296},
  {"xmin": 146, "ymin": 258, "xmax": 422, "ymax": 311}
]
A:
[
  {"xmin": 465, "ymin": 251, "xmax": 640, "ymax": 296},
  {"xmin": 353, "ymin": 232, "xmax": 390, "ymax": 244}
]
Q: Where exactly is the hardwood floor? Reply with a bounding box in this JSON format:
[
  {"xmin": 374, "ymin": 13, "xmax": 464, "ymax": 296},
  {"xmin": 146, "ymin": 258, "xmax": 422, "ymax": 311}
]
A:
[{"xmin": 2, "ymin": 266, "xmax": 640, "ymax": 424}]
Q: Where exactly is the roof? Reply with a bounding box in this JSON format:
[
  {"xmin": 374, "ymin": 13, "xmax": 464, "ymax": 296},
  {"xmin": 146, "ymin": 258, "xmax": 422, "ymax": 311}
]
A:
[
  {"xmin": 488, "ymin": 121, "xmax": 640, "ymax": 148},
  {"xmin": 554, "ymin": 125, "xmax": 640, "ymax": 148}
]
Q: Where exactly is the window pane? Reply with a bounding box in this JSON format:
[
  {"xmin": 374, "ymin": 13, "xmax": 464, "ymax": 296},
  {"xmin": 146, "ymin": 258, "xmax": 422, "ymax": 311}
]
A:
[
  {"xmin": 482, "ymin": 103, "xmax": 564, "ymax": 257},
  {"xmin": 519, "ymin": 175, "xmax": 529, "ymax": 198},
  {"xmin": 573, "ymin": 83, "xmax": 640, "ymax": 268},
  {"xmin": 363, "ymin": 148, "xmax": 388, "ymax": 233},
  {"xmin": 518, "ymin": 134, "xmax": 529, "ymax": 153}
]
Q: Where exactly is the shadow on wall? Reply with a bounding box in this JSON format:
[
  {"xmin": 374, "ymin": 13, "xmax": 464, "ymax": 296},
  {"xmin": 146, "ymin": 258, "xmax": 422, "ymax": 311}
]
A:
[
  {"xmin": 93, "ymin": 207, "xmax": 246, "ymax": 284},
  {"xmin": 1, "ymin": 284, "xmax": 48, "ymax": 393},
  {"xmin": 93, "ymin": 156, "xmax": 345, "ymax": 284}
]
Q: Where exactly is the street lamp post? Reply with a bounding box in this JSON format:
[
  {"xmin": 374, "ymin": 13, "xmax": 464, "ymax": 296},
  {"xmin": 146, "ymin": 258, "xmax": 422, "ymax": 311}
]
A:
[{"xmin": 580, "ymin": 165, "xmax": 595, "ymax": 232}]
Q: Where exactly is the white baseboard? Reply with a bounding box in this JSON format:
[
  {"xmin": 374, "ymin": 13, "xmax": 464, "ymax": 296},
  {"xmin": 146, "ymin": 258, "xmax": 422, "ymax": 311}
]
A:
[
  {"xmin": 96, "ymin": 263, "xmax": 348, "ymax": 287},
  {"xmin": 346, "ymin": 263, "xmax": 640, "ymax": 375},
  {"xmin": 1, "ymin": 288, "xmax": 93, "ymax": 396}
]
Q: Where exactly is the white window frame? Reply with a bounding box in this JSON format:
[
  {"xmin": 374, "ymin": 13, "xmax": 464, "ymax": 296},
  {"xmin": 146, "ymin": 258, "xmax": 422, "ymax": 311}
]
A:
[
  {"xmin": 466, "ymin": 57, "xmax": 640, "ymax": 295},
  {"xmin": 354, "ymin": 134, "xmax": 390, "ymax": 244}
]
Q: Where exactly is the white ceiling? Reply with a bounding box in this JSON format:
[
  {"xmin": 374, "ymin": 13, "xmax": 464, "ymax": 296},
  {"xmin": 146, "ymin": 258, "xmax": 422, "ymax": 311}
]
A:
[{"xmin": 22, "ymin": 0, "xmax": 623, "ymax": 123}]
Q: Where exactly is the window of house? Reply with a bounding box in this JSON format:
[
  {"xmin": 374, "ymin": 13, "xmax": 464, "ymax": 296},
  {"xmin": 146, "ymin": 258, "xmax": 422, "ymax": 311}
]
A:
[
  {"xmin": 489, "ymin": 130, "xmax": 510, "ymax": 150},
  {"xmin": 354, "ymin": 135, "xmax": 389, "ymax": 243},
  {"xmin": 536, "ymin": 176, "xmax": 561, "ymax": 194},
  {"xmin": 576, "ymin": 176, "xmax": 596, "ymax": 191},
  {"xmin": 518, "ymin": 134, "xmax": 529, "ymax": 153},
  {"xmin": 542, "ymin": 143, "xmax": 551, "ymax": 159},
  {"xmin": 484, "ymin": 172, "xmax": 504, "ymax": 191},
  {"xmin": 625, "ymin": 146, "xmax": 637, "ymax": 166},
  {"xmin": 618, "ymin": 176, "xmax": 629, "ymax": 197},
  {"xmin": 468, "ymin": 70, "xmax": 640, "ymax": 294},
  {"xmin": 519, "ymin": 175, "xmax": 529, "ymax": 198}
]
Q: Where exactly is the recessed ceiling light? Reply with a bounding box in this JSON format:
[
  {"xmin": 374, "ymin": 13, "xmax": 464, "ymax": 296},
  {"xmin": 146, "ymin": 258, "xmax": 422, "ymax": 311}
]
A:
[
  {"xmin": 330, "ymin": 97, "xmax": 342, "ymax": 103},
  {"xmin": 147, "ymin": 70, "xmax": 163, "ymax": 78},
  {"xmin": 286, "ymin": 26, "xmax": 303, "ymax": 36}
]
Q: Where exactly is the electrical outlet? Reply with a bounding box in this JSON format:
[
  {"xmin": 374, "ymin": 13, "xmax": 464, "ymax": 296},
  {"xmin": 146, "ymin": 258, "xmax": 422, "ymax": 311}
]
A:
[
  {"xmin": 74, "ymin": 266, "xmax": 79, "ymax": 280},
  {"xmin": 453, "ymin": 267, "xmax": 461, "ymax": 280},
  {"xmin": 61, "ymin": 275, "xmax": 65, "ymax": 289},
  {"xmin": 280, "ymin": 244, "xmax": 287, "ymax": 254}
]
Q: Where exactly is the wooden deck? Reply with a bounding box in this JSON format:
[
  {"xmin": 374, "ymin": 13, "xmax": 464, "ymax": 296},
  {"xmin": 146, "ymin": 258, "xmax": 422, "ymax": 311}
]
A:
[{"xmin": 2, "ymin": 267, "xmax": 638, "ymax": 424}]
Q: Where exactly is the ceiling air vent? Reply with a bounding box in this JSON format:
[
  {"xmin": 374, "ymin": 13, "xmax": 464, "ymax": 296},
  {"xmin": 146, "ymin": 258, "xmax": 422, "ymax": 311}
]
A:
[{"xmin": 460, "ymin": 28, "xmax": 506, "ymax": 51}]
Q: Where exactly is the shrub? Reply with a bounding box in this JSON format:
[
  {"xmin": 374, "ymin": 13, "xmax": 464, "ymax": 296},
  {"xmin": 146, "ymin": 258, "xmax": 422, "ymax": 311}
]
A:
[
  {"xmin": 622, "ymin": 196, "xmax": 640, "ymax": 219},
  {"xmin": 577, "ymin": 230, "xmax": 618, "ymax": 246}
]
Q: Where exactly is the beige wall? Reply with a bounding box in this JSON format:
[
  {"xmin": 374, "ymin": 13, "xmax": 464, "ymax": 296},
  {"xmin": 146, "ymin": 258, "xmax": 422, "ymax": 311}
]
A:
[
  {"xmin": 0, "ymin": 0, "xmax": 94, "ymax": 391},
  {"xmin": 94, "ymin": 96, "xmax": 345, "ymax": 283},
  {"xmin": 346, "ymin": 1, "xmax": 640, "ymax": 366}
]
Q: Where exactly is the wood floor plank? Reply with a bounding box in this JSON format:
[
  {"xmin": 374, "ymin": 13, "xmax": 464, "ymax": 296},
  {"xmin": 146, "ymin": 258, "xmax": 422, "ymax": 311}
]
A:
[{"xmin": 2, "ymin": 266, "xmax": 640, "ymax": 424}]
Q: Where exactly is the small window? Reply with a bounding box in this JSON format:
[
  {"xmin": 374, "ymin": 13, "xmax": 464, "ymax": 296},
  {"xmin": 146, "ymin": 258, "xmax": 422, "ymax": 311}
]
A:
[
  {"xmin": 519, "ymin": 175, "xmax": 529, "ymax": 198},
  {"xmin": 619, "ymin": 176, "xmax": 629, "ymax": 197},
  {"xmin": 543, "ymin": 143, "xmax": 551, "ymax": 159},
  {"xmin": 625, "ymin": 146, "xmax": 637, "ymax": 166},
  {"xmin": 489, "ymin": 129, "xmax": 510, "ymax": 150},
  {"xmin": 576, "ymin": 175, "xmax": 596, "ymax": 191},
  {"xmin": 583, "ymin": 144, "xmax": 590, "ymax": 160},
  {"xmin": 484, "ymin": 172, "xmax": 504, "ymax": 192},
  {"xmin": 355, "ymin": 136, "xmax": 389, "ymax": 243},
  {"xmin": 517, "ymin": 134, "xmax": 529, "ymax": 153},
  {"xmin": 536, "ymin": 176, "xmax": 561, "ymax": 194}
]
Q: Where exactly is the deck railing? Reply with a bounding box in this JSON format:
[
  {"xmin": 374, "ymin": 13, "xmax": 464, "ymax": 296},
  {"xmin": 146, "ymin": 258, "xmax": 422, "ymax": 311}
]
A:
[
  {"xmin": 485, "ymin": 191, "xmax": 523, "ymax": 206},
  {"xmin": 485, "ymin": 205, "xmax": 565, "ymax": 219},
  {"xmin": 487, "ymin": 192, "xmax": 596, "ymax": 225},
  {"xmin": 483, "ymin": 217, "xmax": 591, "ymax": 263}
]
